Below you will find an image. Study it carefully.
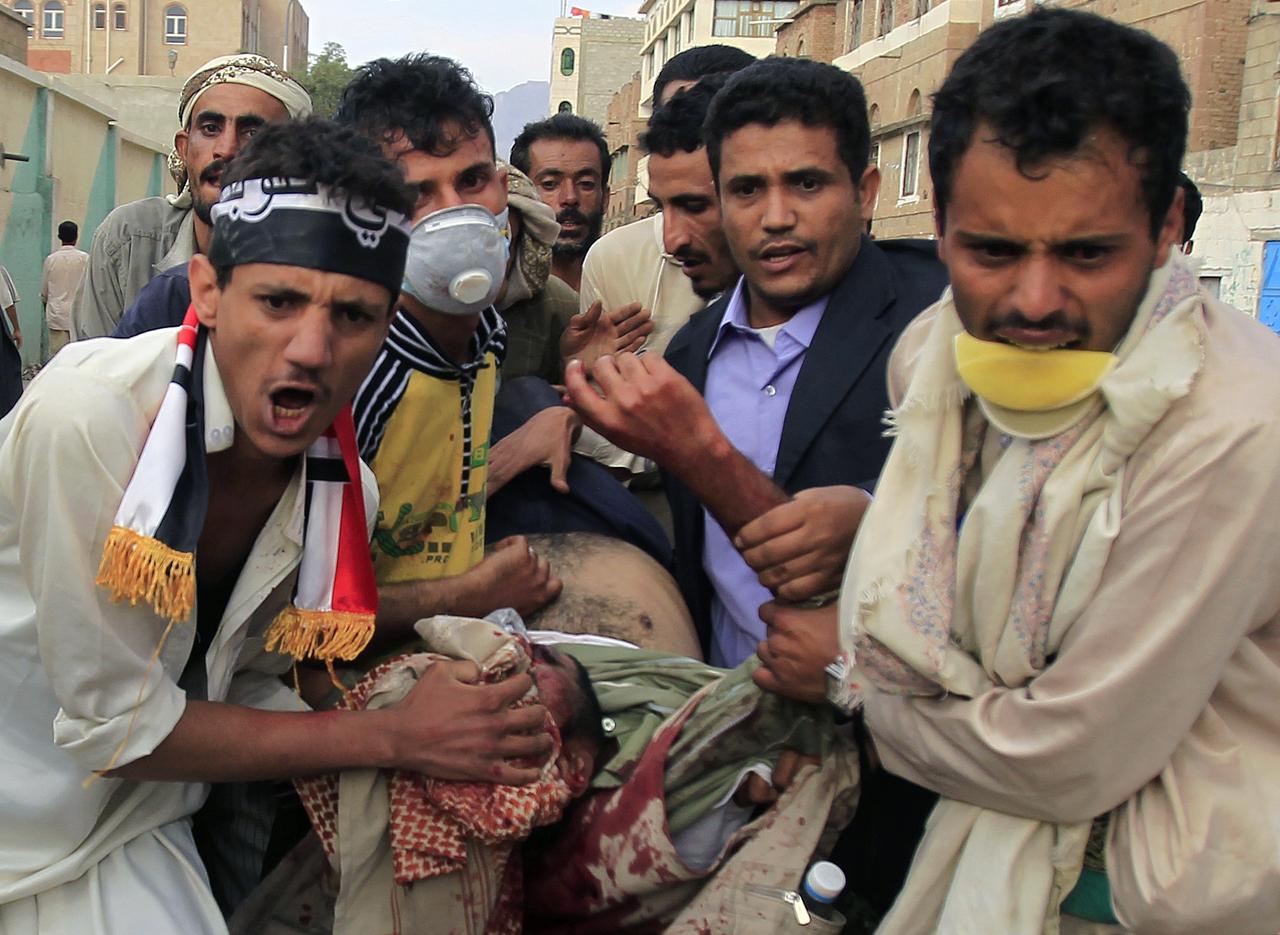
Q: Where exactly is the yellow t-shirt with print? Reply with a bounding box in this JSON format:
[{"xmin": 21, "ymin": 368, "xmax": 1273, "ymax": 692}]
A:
[{"xmin": 368, "ymin": 357, "xmax": 498, "ymax": 585}]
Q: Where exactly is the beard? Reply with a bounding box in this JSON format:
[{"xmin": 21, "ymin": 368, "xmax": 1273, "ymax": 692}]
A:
[{"xmin": 553, "ymin": 205, "xmax": 604, "ymax": 259}]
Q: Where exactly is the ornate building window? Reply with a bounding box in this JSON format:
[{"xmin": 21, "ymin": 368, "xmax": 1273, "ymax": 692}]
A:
[
  {"xmin": 560, "ymin": 47, "xmax": 575, "ymax": 76},
  {"xmin": 164, "ymin": 4, "xmax": 186, "ymax": 43},
  {"xmin": 41, "ymin": 0, "xmax": 63, "ymax": 39}
]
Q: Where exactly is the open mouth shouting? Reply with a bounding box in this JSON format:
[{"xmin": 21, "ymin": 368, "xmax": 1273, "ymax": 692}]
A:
[{"xmin": 268, "ymin": 384, "xmax": 323, "ymax": 435}]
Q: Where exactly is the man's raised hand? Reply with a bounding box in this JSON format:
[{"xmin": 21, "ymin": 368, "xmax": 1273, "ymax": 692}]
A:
[
  {"xmin": 563, "ymin": 353, "xmax": 718, "ymax": 470},
  {"xmin": 560, "ymin": 300, "xmax": 654, "ymax": 376}
]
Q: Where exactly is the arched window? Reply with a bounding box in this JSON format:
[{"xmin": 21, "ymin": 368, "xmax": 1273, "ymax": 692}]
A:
[
  {"xmin": 796, "ymin": 38, "xmax": 807, "ymax": 58},
  {"xmin": 41, "ymin": 0, "xmax": 63, "ymax": 38},
  {"xmin": 557, "ymin": 100, "xmax": 573, "ymax": 115},
  {"xmin": 908, "ymin": 88, "xmax": 923, "ymax": 117},
  {"xmin": 868, "ymin": 103, "xmax": 880, "ymax": 129},
  {"xmin": 560, "ymin": 47, "xmax": 575, "ymax": 76},
  {"xmin": 163, "ymin": 4, "xmax": 186, "ymax": 43},
  {"xmin": 112, "ymin": 2, "xmax": 126, "ymax": 30},
  {"xmin": 13, "ymin": 0, "xmax": 34, "ymax": 34},
  {"xmin": 92, "ymin": 2, "xmax": 106, "ymax": 28}
]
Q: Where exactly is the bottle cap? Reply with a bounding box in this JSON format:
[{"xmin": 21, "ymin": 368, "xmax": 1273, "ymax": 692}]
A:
[{"xmin": 803, "ymin": 861, "xmax": 846, "ymax": 903}]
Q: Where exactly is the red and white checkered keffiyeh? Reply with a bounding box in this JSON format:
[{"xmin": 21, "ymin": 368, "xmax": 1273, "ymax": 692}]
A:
[{"xmin": 296, "ymin": 632, "xmax": 574, "ymax": 887}]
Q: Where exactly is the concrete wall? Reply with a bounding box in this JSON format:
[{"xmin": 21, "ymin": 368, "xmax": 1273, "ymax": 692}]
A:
[
  {"xmin": 0, "ymin": 54, "xmax": 170, "ymax": 362},
  {"xmin": 0, "ymin": 3, "xmax": 26, "ymax": 62}
]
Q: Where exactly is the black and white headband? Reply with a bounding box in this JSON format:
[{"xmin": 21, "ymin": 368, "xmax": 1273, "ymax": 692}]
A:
[{"xmin": 208, "ymin": 177, "xmax": 412, "ymax": 296}]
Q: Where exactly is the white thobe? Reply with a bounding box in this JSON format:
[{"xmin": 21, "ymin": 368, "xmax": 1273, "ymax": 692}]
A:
[{"xmin": 0, "ymin": 329, "xmax": 366, "ymax": 934}]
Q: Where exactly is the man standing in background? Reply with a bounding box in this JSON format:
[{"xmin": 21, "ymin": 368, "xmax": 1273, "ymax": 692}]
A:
[
  {"xmin": 73, "ymin": 54, "xmax": 310, "ymax": 339},
  {"xmin": 40, "ymin": 221, "xmax": 87, "ymax": 358},
  {"xmin": 509, "ymin": 113, "xmax": 610, "ymax": 294}
]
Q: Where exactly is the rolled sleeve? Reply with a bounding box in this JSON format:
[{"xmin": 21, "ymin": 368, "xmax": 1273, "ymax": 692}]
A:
[{"xmin": 4, "ymin": 363, "xmax": 189, "ymax": 771}]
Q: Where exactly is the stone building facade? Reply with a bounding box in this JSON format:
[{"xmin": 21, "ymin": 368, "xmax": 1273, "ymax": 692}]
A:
[
  {"xmin": 776, "ymin": 0, "xmax": 838, "ymax": 61},
  {"xmin": 548, "ymin": 14, "xmax": 646, "ymax": 127},
  {"xmin": 2, "ymin": 0, "xmax": 306, "ymax": 77},
  {"xmin": 638, "ymin": 0, "xmax": 797, "ymax": 110},
  {"xmin": 602, "ymin": 68, "xmax": 648, "ymax": 231}
]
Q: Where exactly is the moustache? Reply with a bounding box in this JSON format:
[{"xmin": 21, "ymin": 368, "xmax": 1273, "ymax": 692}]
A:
[
  {"xmin": 991, "ymin": 311, "xmax": 1089, "ymax": 336},
  {"xmin": 199, "ymin": 158, "xmax": 231, "ymax": 186},
  {"xmin": 673, "ymin": 245, "xmax": 711, "ymax": 266},
  {"xmin": 556, "ymin": 207, "xmax": 590, "ymax": 228}
]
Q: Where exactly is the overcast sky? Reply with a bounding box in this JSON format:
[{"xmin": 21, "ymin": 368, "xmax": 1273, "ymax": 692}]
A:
[{"xmin": 302, "ymin": 0, "xmax": 645, "ymax": 95}]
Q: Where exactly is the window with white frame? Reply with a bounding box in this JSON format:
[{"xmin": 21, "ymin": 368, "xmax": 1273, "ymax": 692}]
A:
[
  {"xmin": 164, "ymin": 4, "xmax": 186, "ymax": 43},
  {"xmin": 712, "ymin": 1, "xmax": 800, "ymax": 38},
  {"xmin": 92, "ymin": 2, "xmax": 105, "ymax": 28},
  {"xmin": 994, "ymin": 0, "xmax": 1026, "ymax": 17},
  {"xmin": 13, "ymin": 0, "xmax": 33, "ymax": 33},
  {"xmin": 869, "ymin": 140, "xmax": 880, "ymax": 167},
  {"xmin": 112, "ymin": 2, "xmax": 126, "ymax": 29},
  {"xmin": 901, "ymin": 130, "xmax": 921, "ymax": 198},
  {"xmin": 41, "ymin": 0, "xmax": 63, "ymax": 38}
]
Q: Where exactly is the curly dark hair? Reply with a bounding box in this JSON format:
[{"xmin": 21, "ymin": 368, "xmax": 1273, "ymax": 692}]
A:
[
  {"xmin": 704, "ymin": 58, "xmax": 870, "ymax": 185},
  {"xmin": 652, "ymin": 43, "xmax": 755, "ymax": 105},
  {"xmin": 214, "ymin": 117, "xmax": 414, "ymax": 289},
  {"xmin": 509, "ymin": 113, "xmax": 611, "ymax": 183},
  {"xmin": 929, "ymin": 8, "xmax": 1190, "ymax": 238},
  {"xmin": 221, "ymin": 116, "xmax": 414, "ymax": 216},
  {"xmin": 639, "ymin": 74, "xmax": 729, "ymax": 158},
  {"xmin": 334, "ymin": 53, "xmax": 496, "ymax": 158}
]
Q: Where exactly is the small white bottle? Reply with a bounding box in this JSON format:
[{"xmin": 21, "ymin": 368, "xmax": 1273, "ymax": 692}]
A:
[{"xmin": 801, "ymin": 861, "xmax": 847, "ymax": 923}]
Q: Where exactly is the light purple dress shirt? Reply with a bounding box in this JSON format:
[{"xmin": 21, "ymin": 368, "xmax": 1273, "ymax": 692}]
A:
[{"xmin": 702, "ymin": 278, "xmax": 829, "ymax": 667}]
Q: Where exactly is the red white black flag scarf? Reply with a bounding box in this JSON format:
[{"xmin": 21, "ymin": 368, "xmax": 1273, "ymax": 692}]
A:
[{"xmin": 95, "ymin": 305, "xmax": 379, "ymax": 667}]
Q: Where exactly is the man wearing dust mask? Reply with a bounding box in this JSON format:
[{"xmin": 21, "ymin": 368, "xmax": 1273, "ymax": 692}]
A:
[{"xmin": 333, "ymin": 54, "xmax": 575, "ymax": 644}]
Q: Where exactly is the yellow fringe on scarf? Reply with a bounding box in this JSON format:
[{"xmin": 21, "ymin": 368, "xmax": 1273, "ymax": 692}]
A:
[
  {"xmin": 265, "ymin": 606, "xmax": 375, "ymax": 663},
  {"xmin": 95, "ymin": 525, "xmax": 195, "ymax": 624}
]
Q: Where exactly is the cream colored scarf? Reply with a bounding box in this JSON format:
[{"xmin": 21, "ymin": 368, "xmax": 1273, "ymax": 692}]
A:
[{"xmin": 836, "ymin": 255, "xmax": 1207, "ymax": 934}]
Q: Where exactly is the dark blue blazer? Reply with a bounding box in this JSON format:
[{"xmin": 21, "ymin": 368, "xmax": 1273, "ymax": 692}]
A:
[{"xmin": 662, "ymin": 235, "xmax": 949, "ymax": 655}]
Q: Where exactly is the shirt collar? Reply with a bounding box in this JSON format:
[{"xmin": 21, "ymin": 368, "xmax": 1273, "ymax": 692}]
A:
[
  {"xmin": 203, "ymin": 341, "xmax": 236, "ymax": 454},
  {"xmin": 706, "ymin": 277, "xmax": 830, "ymax": 360}
]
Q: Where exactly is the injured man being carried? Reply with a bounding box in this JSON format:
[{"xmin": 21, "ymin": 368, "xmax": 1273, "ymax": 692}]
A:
[{"xmin": 231, "ymin": 611, "xmax": 858, "ymax": 935}]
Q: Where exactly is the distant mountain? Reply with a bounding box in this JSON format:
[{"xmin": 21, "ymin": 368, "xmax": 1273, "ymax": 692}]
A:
[{"xmin": 492, "ymin": 80, "xmax": 551, "ymax": 164}]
